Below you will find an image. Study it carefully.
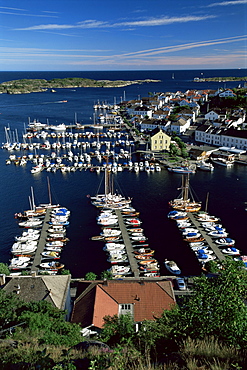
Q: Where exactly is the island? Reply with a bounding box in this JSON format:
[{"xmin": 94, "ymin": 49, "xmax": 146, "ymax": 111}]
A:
[
  {"xmin": 0, "ymin": 77, "xmax": 161, "ymax": 94},
  {"xmin": 194, "ymin": 76, "xmax": 247, "ymax": 82}
]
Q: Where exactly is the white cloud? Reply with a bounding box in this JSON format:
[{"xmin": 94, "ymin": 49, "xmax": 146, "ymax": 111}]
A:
[
  {"xmin": 207, "ymin": 0, "xmax": 247, "ymax": 7},
  {"xmin": 14, "ymin": 15, "xmax": 215, "ymax": 31}
]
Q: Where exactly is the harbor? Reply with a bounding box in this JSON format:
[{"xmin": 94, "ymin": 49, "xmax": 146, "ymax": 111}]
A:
[{"xmin": 0, "ymin": 70, "xmax": 247, "ymax": 279}]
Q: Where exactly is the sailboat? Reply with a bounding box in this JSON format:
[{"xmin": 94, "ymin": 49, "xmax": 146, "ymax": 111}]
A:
[
  {"xmin": 90, "ymin": 160, "xmax": 132, "ymax": 209},
  {"xmin": 169, "ymin": 175, "xmax": 202, "ymax": 212}
]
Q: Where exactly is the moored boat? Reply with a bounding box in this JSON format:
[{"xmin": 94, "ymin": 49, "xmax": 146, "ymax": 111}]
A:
[{"xmin": 164, "ymin": 260, "xmax": 181, "ymax": 275}]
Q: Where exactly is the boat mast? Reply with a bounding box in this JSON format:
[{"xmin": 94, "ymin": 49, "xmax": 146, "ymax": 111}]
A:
[
  {"xmin": 183, "ymin": 175, "xmax": 189, "ymax": 202},
  {"xmin": 30, "ymin": 186, "xmax": 36, "ymax": 211},
  {"xmin": 205, "ymin": 192, "xmax": 209, "ymax": 213},
  {"xmin": 47, "ymin": 176, "xmax": 52, "ymax": 205}
]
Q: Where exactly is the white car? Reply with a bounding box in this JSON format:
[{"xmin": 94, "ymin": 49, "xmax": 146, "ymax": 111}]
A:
[{"xmin": 176, "ymin": 278, "xmax": 186, "ymax": 290}]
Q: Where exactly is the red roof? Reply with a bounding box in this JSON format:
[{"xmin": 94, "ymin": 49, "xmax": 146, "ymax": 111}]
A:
[{"xmin": 71, "ymin": 280, "xmax": 175, "ymax": 328}]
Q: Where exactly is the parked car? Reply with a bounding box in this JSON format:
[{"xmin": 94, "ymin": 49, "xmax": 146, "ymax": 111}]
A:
[{"xmin": 176, "ymin": 277, "xmax": 186, "ymax": 290}]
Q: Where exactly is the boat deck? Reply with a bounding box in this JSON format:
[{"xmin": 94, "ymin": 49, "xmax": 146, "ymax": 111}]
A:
[
  {"xmin": 115, "ymin": 210, "xmax": 140, "ymax": 278},
  {"xmin": 187, "ymin": 213, "xmax": 225, "ymax": 261},
  {"xmin": 30, "ymin": 208, "xmax": 52, "ymax": 271}
]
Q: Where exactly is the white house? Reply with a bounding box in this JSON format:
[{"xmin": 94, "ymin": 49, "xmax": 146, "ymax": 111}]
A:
[
  {"xmin": 205, "ymin": 110, "xmax": 220, "ymax": 121},
  {"xmin": 127, "ymin": 105, "xmax": 153, "ymax": 118},
  {"xmin": 170, "ymin": 117, "xmax": 191, "ymax": 134},
  {"xmin": 218, "ymin": 89, "xmax": 237, "ymax": 98}
]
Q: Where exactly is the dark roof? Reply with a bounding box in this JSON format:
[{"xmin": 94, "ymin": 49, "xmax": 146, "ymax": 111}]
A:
[
  {"xmin": 3, "ymin": 275, "xmax": 70, "ymax": 310},
  {"xmin": 223, "ymin": 128, "xmax": 247, "ymax": 139},
  {"xmin": 150, "ymin": 127, "xmax": 165, "ymax": 136}
]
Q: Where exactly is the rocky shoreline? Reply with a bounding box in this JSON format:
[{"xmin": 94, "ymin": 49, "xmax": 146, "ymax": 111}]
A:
[{"xmin": 0, "ymin": 77, "xmax": 161, "ymax": 94}]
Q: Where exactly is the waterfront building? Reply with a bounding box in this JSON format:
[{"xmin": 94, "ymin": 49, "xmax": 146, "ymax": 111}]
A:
[
  {"xmin": 71, "ymin": 280, "xmax": 175, "ymax": 336},
  {"xmin": 149, "ymin": 127, "xmax": 171, "ymax": 151},
  {"xmin": 195, "ymin": 124, "xmax": 247, "ymax": 150}
]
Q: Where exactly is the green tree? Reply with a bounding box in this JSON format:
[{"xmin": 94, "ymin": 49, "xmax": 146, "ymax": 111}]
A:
[
  {"xmin": 0, "ymin": 263, "xmax": 10, "ymax": 275},
  {"xmin": 169, "ymin": 143, "xmax": 180, "ymax": 156},
  {"xmin": 60, "ymin": 269, "xmax": 71, "ymax": 275},
  {"xmin": 168, "ymin": 258, "xmax": 247, "ymax": 345},
  {"xmin": 100, "ymin": 314, "xmax": 136, "ymax": 346},
  {"xmin": 100, "ymin": 270, "xmax": 113, "ymax": 280},
  {"xmin": 0, "ymin": 290, "xmax": 21, "ymax": 329},
  {"xmin": 85, "ymin": 272, "xmax": 97, "ymax": 280}
]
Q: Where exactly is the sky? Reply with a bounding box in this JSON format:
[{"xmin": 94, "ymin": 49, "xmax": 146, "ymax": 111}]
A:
[{"xmin": 0, "ymin": 0, "xmax": 246, "ymax": 71}]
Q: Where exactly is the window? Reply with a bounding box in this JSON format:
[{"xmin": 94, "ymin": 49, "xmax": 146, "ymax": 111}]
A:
[{"xmin": 119, "ymin": 303, "xmax": 134, "ymax": 316}]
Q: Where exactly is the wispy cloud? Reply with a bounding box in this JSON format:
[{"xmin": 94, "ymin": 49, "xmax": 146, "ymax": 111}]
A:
[
  {"xmin": 109, "ymin": 35, "xmax": 247, "ymax": 59},
  {"xmin": 0, "ymin": 6, "xmax": 26, "ymax": 11},
  {"xmin": 1, "ymin": 34, "xmax": 245, "ymax": 62},
  {"xmin": 0, "ymin": 7, "xmax": 58, "ymax": 18},
  {"xmin": 207, "ymin": 0, "xmax": 247, "ymax": 7},
  {"xmin": 14, "ymin": 15, "xmax": 215, "ymax": 31}
]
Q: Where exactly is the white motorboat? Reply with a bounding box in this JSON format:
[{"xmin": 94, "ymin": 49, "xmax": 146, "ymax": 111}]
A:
[
  {"xmin": 197, "ymin": 161, "xmax": 214, "ymax": 171},
  {"xmin": 19, "ymin": 219, "xmax": 43, "ymax": 228},
  {"xmin": 107, "ymin": 254, "xmax": 128, "ymax": 264},
  {"xmin": 196, "ymin": 213, "xmax": 219, "ymax": 223},
  {"xmin": 11, "ymin": 244, "xmax": 38, "ymax": 255},
  {"xmin": 39, "ymin": 261, "xmax": 64, "ymax": 270},
  {"xmin": 222, "ymin": 247, "xmax": 240, "ymax": 255},
  {"xmin": 164, "ymin": 260, "xmax": 181, "ymax": 275},
  {"xmin": 15, "ymin": 230, "xmax": 40, "ymax": 242},
  {"xmin": 45, "ymin": 246, "xmax": 62, "ymax": 252},
  {"xmin": 208, "ymin": 230, "xmax": 228, "ymax": 238},
  {"xmin": 108, "ymin": 265, "xmax": 131, "ymax": 276},
  {"xmin": 215, "ymin": 237, "xmax": 235, "ymax": 246},
  {"xmin": 100, "ymin": 229, "xmax": 121, "ymax": 237},
  {"xmin": 103, "ymin": 243, "xmax": 125, "ymax": 251},
  {"xmin": 46, "ymin": 241, "xmax": 64, "ymax": 247},
  {"xmin": 9, "ymin": 256, "xmax": 31, "ymax": 270}
]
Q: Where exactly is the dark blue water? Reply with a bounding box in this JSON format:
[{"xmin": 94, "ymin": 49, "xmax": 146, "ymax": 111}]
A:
[{"xmin": 0, "ymin": 69, "xmax": 247, "ymax": 278}]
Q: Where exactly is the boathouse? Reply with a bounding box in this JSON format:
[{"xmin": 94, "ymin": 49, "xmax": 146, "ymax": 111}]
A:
[{"xmin": 70, "ymin": 279, "xmax": 175, "ymax": 336}]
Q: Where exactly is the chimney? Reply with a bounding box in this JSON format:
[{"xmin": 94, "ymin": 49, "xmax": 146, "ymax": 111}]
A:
[
  {"xmin": 103, "ymin": 279, "xmax": 108, "ymax": 286},
  {"xmin": 0, "ymin": 274, "xmax": 6, "ymax": 286}
]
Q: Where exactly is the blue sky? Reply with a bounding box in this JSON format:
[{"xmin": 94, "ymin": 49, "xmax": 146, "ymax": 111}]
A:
[{"xmin": 0, "ymin": 0, "xmax": 246, "ymax": 71}]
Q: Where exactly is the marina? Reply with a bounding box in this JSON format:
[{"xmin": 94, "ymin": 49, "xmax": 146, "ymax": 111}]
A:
[{"xmin": 0, "ymin": 70, "xmax": 247, "ymax": 279}]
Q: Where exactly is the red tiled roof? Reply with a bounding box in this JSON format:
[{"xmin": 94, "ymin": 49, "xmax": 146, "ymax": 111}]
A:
[{"xmin": 71, "ymin": 280, "xmax": 175, "ymax": 328}]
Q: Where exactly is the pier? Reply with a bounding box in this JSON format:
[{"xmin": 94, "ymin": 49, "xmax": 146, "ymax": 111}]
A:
[
  {"xmin": 115, "ymin": 210, "xmax": 140, "ymax": 278},
  {"xmin": 30, "ymin": 209, "xmax": 52, "ymax": 272},
  {"xmin": 187, "ymin": 213, "xmax": 225, "ymax": 261}
]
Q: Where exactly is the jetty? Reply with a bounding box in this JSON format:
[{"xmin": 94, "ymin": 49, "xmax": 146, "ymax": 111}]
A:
[
  {"xmin": 187, "ymin": 213, "xmax": 225, "ymax": 261},
  {"xmin": 115, "ymin": 210, "xmax": 140, "ymax": 278},
  {"xmin": 30, "ymin": 208, "xmax": 52, "ymax": 272}
]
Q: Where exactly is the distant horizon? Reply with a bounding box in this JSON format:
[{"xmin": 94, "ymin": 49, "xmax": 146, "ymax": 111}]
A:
[{"xmin": 1, "ymin": 68, "xmax": 246, "ymax": 73}]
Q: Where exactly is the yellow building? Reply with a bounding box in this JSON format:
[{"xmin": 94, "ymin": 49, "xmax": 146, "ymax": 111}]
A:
[{"xmin": 150, "ymin": 128, "xmax": 171, "ymax": 152}]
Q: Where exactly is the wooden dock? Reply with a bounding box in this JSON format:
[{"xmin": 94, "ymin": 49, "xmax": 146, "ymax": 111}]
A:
[
  {"xmin": 187, "ymin": 213, "xmax": 225, "ymax": 261},
  {"xmin": 115, "ymin": 210, "xmax": 140, "ymax": 278},
  {"xmin": 30, "ymin": 209, "xmax": 52, "ymax": 272}
]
